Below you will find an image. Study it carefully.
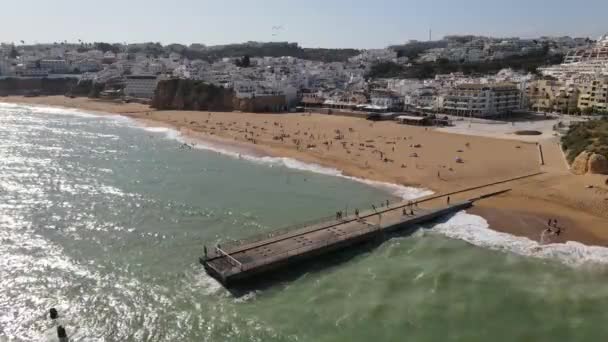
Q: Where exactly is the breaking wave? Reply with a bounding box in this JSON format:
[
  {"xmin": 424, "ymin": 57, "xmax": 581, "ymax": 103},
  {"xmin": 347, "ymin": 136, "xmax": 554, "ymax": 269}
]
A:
[
  {"xmin": 138, "ymin": 125, "xmax": 433, "ymax": 200},
  {"xmin": 432, "ymin": 211, "xmax": 608, "ymax": 267}
]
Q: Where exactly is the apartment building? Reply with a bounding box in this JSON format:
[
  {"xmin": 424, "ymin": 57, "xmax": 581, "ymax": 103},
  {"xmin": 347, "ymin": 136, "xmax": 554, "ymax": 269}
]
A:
[
  {"xmin": 443, "ymin": 83, "xmax": 521, "ymax": 117},
  {"xmin": 39, "ymin": 59, "xmax": 69, "ymax": 74},
  {"xmin": 73, "ymin": 59, "xmax": 101, "ymax": 73},
  {"xmin": 370, "ymin": 89, "xmax": 404, "ymax": 111},
  {"xmin": 526, "ymin": 78, "xmax": 607, "ymax": 114},
  {"xmin": 527, "ymin": 80, "xmax": 577, "ymax": 113},
  {"xmin": 577, "ymin": 78, "xmax": 608, "ymax": 112},
  {"xmin": 124, "ymin": 75, "xmax": 161, "ymax": 99}
]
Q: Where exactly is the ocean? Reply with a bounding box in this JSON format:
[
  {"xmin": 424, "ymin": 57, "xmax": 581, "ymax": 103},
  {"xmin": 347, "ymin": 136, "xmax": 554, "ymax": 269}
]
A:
[{"xmin": 1, "ymin": 103, "xmax": 608, "ymax": 341}]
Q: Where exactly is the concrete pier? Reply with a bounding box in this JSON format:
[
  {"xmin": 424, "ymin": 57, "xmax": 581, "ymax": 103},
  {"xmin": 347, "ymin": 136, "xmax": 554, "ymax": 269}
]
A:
[{"xmin": 202, "ymin": 199, "xmax": 475, "ymax": 286}]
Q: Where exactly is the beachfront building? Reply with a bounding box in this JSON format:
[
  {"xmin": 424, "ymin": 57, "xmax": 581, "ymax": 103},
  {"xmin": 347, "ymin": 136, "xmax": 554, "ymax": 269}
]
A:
[
  {"xmin": 443, "ymin": 83, "xmax": 521, "ymax": 117},
  {"xmin": 527, "ymin": 79, "xmax": 580, "ymax": 114},
  {"xmin": 14, "ymin": 67, "xmax": 49, "ymax": 77},
  {"xmin": 39, "ymin": 59, "xmax": 69, "ymax": 74},
  {"xmin": 577, "ymin": 77, "xmax": 608, "ymax": 113},
  {"xmin": 405, "ymin": 86, "xmax": 441, "ymax": 111},
  {"xmin": 0, "ymin": 59, "xmax": 12, "ymax": 76},
  {"xmin": 370, "ymin": 89, "xmax": 404, "ymax": 111},
  {"xmin": 73, "ymin": 59, "xmax": 101, "ymax": 73},
  {"xmin": 124, "ymin": 75, "xmax": 161, "ymax": 99}
]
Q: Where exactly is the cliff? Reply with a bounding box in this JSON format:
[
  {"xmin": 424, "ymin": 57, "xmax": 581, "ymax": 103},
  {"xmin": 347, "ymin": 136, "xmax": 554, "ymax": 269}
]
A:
[
  {"xmin": 571, "ymin": 151, "xmax": 608, "ymax": 175},
  {"xmin": 562, "ymin": 119, "xmax": 608, "ymax": 164},
  {"xmin": 151, "ymin": 79, "xmax": 234, "ymax": 111},
  {"xmin": 152, "ymin": 79, "xmax": 287, "ymax": 112},
  {"xmin": 0, "ymin": 77, "xmax": 100, "ymax": 97}
]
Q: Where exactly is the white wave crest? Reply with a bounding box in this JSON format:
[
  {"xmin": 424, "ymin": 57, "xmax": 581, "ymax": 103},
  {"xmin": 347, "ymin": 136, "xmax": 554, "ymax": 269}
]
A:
[
  {"xmin": 141, "ymin": 124, "xmax": 432, "ymax": 200},
  {"xmin": 433, "ymin": 211, "xmax": 608, "ymax": 267},
  {"xmin": 0, "ymin": 102, "xmax": 104, "ymax": 118}
]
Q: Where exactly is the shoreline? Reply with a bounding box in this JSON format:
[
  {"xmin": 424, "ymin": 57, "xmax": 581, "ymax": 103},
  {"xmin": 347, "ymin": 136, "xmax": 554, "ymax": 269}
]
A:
[{"xmin": 2, "ymin": 96, "xmax": 608, "ymax": 249}]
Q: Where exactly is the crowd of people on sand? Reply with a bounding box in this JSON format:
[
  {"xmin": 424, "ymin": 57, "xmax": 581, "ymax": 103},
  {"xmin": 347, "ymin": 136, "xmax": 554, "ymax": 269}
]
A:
[{"xmin": 188, "ymin": 113, "xmax": 475, "ymax": 181}]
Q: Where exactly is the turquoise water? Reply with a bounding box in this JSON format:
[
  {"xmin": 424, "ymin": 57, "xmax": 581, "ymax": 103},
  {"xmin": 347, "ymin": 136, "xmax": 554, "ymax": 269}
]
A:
[{"xmin": 1, "ymin": 103, "xmax": 608, "ymax": 341}]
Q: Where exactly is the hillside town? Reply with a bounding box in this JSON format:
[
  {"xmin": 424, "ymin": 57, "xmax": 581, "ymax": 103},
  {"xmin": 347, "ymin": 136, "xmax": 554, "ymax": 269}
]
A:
[{"xmin": 1, "ymin": 34, "xmax": 607, "ymax": 117}]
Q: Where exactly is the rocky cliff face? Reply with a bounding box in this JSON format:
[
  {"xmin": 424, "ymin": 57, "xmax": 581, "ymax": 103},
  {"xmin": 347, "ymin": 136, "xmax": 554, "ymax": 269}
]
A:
[
  {"xmin": 571, "ymin": 151, "xmax": 608, "ymax": 175},
  {"xmin": 151, "ymin": 79, "xmax": 288, "ymax": 112},
  {"xmin": 151, "ymin": 79, "xmax": 234, "ymax": 111},
  {"xmin": 0, "ymin": 77, "xmax": 82, "ymax": 96}
]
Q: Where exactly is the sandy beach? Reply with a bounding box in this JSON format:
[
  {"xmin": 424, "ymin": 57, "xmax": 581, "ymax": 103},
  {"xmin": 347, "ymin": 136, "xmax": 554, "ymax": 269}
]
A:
[{"xmin": 3, "ymin": 95, "xmax": 608, "ymax": 246}]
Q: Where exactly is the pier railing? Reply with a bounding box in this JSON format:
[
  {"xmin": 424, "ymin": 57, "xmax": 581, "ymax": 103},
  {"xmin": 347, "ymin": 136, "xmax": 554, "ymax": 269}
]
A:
[
  {"xmin": 221, "ymin": 213, "xmax": 342, "ymax": 250},
  {"xmin": 223, "ymin": 220, "xmax": 383, "ymax": 274},
  {"xmin": 220, "ymin": 203, "xmax": 411, "ymax": 252}
]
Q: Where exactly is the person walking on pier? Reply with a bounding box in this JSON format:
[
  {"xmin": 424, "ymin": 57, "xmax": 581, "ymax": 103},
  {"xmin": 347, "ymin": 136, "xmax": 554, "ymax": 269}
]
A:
[{"xmin": 203, "ymin": 245, "xmax": 208, "ymax": 259}]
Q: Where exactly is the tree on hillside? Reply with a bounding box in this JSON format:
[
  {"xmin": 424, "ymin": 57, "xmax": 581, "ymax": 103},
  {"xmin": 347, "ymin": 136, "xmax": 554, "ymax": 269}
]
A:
[
  {"xmin": 365, "ymin": 61, "xmax": 405, "ymax": 79},
  {"xmin": 235, "ymin": 55, "xmax": 251, "ymax": 67},
  {"xmin": 94, "ymin": 42, "xmax": 121, "ymax": 53},
  {"xmin": 9, "ymin": 45, "xmax": 19, "ymax": 59}
]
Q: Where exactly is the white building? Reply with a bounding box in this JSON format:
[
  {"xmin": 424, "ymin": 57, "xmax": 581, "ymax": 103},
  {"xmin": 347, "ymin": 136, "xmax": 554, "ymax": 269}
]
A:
[
  {"xmin": 39, "ymin": 59, "xmax": 69, "ymax": 74},
  {"xmin": 370, "ymin": 89, "xmax": 404, "ymax": 111},
  {"xmin": 443, "ymin": 83, "xmax": 521, "ymax": 117},
  {"xmin": 0, "ymin": 59, "xmax": 12, "ymax": 76},
  {"xmin": 124, "ymin": 75, "xmax": 161, "ymax": 99},
  {"xmin": 73, "ymin": 59, "xmax": 101, "ymax": 73},
  {"xmin": 15, "ymin": 67, "xmax": 49, "ymax": 77}
]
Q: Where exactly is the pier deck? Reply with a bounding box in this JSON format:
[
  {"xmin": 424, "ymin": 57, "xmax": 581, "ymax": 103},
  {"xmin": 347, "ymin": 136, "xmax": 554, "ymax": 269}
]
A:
[{"xmin": 202, "ymin": 199, "xmax": 474, "ymax": 286}]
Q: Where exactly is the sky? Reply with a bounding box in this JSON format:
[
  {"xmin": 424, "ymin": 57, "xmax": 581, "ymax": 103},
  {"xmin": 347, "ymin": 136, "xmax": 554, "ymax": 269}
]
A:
[{"xmin": 2, "ymin": 0, "xmax": 607, "ymax": 48}]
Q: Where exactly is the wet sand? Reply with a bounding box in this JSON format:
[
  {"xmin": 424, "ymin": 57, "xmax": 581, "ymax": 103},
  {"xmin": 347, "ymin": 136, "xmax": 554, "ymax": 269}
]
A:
[{"xmin": 2, "ymin": 96, "xmax": 608, "ymax": 246}]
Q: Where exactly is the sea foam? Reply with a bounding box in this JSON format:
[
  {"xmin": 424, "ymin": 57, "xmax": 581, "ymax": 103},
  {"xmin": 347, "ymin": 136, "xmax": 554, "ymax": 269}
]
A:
[
  {"xmin": 13, "ymin": 103, "xmax": 608, "ymax": 267},
  {"xmin": 139, "ymin": 124, "xmax": 433, "ymax": 200},
  {"xmin": 433, "ymin": 211, "xmax": 608, "ymax": 267}
]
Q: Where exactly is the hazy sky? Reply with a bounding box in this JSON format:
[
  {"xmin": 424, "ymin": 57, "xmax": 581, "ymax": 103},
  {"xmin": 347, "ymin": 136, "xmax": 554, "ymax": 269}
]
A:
[{"xmin": 2, "ymin": 0, "xmax": 607, "ymax": 48}]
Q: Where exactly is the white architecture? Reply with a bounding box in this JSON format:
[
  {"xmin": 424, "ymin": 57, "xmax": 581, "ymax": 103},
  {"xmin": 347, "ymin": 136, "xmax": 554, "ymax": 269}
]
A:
[
  {"xmin": 124, "ymin": 75, "xmax": 161, "ymax": 99},
  {"xmin": 39, "ymin": 59, "xmax": 69, "ymax": 74},
  {"xmin": 443, "ymin": 83, "xmax": 521, "ymax": 117},
  {"xmin": 73, "ymin": 59, "xmax": 101, "ymax": 73},
  {"xmin": 370, "ymin": 89, "xmax": 404, "ymax": 111},
  {"xmin": 0, "ymin": 60, "xmax": 12, "ymax": 76}
]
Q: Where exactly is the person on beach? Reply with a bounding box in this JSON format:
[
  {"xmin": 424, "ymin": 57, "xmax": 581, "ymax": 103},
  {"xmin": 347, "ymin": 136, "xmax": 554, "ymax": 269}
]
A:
[
  {"xmin": 403, "ymin": 208, "xmax": 408, "ymax": 216},
  {"xmin": 355, "ymin": 209, "xmax": 359, "ymax": 217},
  {"xmin": 372, "ymin": 204, "xmax": 377, "ymax": 212},
  {"xmin": 447, "ymin": 196, "xmax": 451, "ymax": 205},
  {"xmin": 386, "ymin": 200, "xmax": 390, "ymax": 207}
]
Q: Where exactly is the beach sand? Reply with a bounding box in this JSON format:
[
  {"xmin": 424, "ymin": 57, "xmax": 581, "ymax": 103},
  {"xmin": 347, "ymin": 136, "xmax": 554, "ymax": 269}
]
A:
[{"xmin": 3, "ymin": 96, "xmax": 608, "ymax": 246}]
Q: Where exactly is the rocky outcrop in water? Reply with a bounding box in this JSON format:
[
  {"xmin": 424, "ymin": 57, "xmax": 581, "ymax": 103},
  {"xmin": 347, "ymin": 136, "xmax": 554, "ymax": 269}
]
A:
[{"xmin": 571, "ymin": 151, "xmax": 608, "ymax": 175}]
